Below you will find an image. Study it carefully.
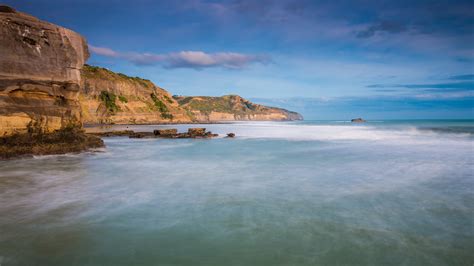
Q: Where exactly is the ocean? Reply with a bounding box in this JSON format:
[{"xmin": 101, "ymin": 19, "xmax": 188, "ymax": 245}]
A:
[{"xmin": 0, "ymin": 120, "xmax": 473, "ymax": 265}]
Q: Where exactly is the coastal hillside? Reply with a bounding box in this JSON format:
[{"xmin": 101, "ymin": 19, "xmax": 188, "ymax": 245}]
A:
[
  {"xmin": 80, "ymin": 65, "xmax": 192, "ymax": 124},
  {"xmin": 80, "ymin": 66, "xmax": 303, "ymax": 124},
  {"xmin": 173, "ymin": 95, "xmax": 303, "ymax": 121},
  {"xmin": 0, "ymin": 6, "xmax": 88, "ymax": 135}
]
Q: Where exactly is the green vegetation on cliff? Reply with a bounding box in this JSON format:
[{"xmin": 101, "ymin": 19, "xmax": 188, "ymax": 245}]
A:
[
  {"xmin": 150, "ymin": 94, "xmax": 173, "ymax": 119},
  {"xmin": 99, "ymin": 91, "xmax": 120, "ymax": 113},
  {"xmin": 118, "ymin": 95, "xmax": 128, "ymax": 103}
]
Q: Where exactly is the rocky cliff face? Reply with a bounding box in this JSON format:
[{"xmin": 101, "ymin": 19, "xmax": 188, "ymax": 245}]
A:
[
  {"xmin": 173, "ymin": 95, "xmax": 303, "ymax": 121},
  {"xmin": 0, "ymin": 6, "xmax": 89, "ymax": 136},
  {"xmin": 80, "ymin": 65, "xmax": 192, "ymax": 124}
]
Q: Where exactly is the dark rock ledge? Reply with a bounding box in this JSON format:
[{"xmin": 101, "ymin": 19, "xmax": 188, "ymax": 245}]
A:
[
  {"xmin": 0, "ymin": 127, "xmax": 104, "ymax": 159},
  {"xmin": 91, "ymin": 128, "xmax": 224, "ymax": 139}
]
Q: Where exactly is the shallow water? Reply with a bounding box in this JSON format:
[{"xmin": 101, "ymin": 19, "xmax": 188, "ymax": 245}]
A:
[{"xmin": 1, "ymin": 120, "xmax": 473, "ymax": 265}]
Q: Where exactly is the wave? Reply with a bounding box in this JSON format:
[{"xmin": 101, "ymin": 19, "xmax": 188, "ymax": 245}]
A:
[{"xmin": 212, "ymin": 122, "xmax": 470, "ymax": 143}]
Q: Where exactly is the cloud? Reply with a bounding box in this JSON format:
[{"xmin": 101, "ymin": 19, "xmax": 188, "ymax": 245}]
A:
[
  {"xmin": 88, "ymin": 45, "xmax": 270, "ymax": 69},
  {"xmin": 356, "ymin": 21, "xmax": 408, "ymax": 38}
]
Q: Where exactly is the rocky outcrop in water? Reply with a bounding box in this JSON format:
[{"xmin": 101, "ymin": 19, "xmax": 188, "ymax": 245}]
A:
[
  {"xmin": 173, "ymin": 95, "xmax": 303, "ymax": 121},
  {"xmin": 351, "ymin": 118, "xmax": 366, "ymax": 123},
  {"xmin": 0, "ymin": 5, "xmax": 89, "ymax": 136},
  {"xmin": 92, "ymin": 127, "xmax": 218, "ymax": 139}
]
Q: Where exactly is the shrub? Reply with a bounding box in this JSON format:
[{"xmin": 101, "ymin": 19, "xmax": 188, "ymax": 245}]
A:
[
  {"xmin": 150, "ymin": 93, "xmax": 168, "ymax": 113},
  {"xmin": 118, "ymin": 95, "xmax": 128, "ymax": 103},
  {"xmin": 99, "ymin": 91, "xmax": 119, "ymax": 113},
  {"xmin": 163, "ymin": 95, "xmax": 174, "ymax": 104}
]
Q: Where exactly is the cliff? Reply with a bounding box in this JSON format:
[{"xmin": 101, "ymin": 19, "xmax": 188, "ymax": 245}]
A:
[
  {"xmin": 0, "ymin": 6, "xmax": 89, "ymax": 136},
  {"xmin": 80, "ymin": 66, "xmax": 302, "ymax": 124},
  {"xmin": 80, "ymin": 65, "xmax": 192, "ymax": 124},
  {"xmin": 173, "ymin": 95, "xmax": 303, "ymax": 121}
]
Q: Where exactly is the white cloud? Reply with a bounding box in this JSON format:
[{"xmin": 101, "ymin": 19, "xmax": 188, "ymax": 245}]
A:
[{"xmin": 88, "ymin": 45, "xmax": 270, "ymax": 69}]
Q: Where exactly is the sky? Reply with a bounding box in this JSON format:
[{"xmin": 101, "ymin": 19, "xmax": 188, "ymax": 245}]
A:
[{"xmin": 5, "ymin": 0, "xmax": 474, "ymax": 119}]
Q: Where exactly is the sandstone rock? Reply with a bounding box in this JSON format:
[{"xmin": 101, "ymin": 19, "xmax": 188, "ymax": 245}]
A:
[
  {"xmin": 351, "ymin": 118, "xmax": 366, "ymax": 123},
  {"xmin": 154, "ymin": 128, "xmax": 178, "ymax": 136},
  {"xmin": 188, "ymin": 128, "xmax": 206, "ymax": 136},
  {"xmin": 80, "ymin": 65, "xmax": 193, "ymax": 125},
  {"xmin": 226, "ymin": 133, "xmax": 235, "ymax": 138},
  {"xmin": 0, "ymin": 6, "xmax": 89, "ymax": 136}
]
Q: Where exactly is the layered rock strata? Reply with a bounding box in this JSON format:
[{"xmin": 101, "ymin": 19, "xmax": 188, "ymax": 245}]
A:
[{"xmin": 0, "ymin": 6, "xmax": 89, "ymax": 135}]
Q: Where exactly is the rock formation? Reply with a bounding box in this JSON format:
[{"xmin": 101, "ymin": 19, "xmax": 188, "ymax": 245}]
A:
[
  {"xmin": 351, "ymin": 118, "xmax": 366, "ymax": 123},
  {"xmin": 80, "ymin": 65, "xmax": 192, "ymax": 124},
  {"xmin": 173, "ymin": 95, "xmax": 303, "ymax": 121},
  {"xmin": 92, "ymin": 127, "xmax": 218, "ymax": 139},
  {"xmin": 0, "ymin": 6, "xmax": 89, "ymax": 136}
]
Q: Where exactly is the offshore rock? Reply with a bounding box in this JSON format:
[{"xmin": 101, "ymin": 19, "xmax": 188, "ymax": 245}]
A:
[
  {"xmin": 154, "ymin": 128, "xmax": 178, "ymax": 136},
  {"xmin": 0, "ymin": 6, "xmax": 89, "ymax": 136},
  {"xmin": 188, "ymin": 128, "xmax": 206, "ymax": 136},
  {"xmin": 351, "ymin": 118, "xmax": 367, "ymax": 123}
]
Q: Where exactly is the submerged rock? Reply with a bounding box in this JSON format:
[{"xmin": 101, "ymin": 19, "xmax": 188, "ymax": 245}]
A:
[{"xmin": 351, "ymin": 118, "xmax": 366, "ymax": 123}]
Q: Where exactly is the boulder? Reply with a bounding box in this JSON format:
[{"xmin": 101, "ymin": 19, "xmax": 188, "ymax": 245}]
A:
[
  {"xmin": 226, "ymin": 133, "xmax": 235, "ymax": 138},
  {"xmin": 154, "ymin": 128, "xmax": 178, "ymax": 136},
  {"xmin": 188, "ymin": 128, "xmax": 206, "ymax": 136},
  {"xmin": 351, "ymin": 118, "xmax": 366, "ymax": 123}
]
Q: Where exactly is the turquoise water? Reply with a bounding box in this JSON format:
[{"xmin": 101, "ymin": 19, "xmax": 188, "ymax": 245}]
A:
[{"xmin": 1, "ymin": 120, "xmax": 473, "ymax": 265}]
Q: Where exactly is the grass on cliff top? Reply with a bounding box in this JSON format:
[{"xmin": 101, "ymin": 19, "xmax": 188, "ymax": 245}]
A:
[
  {"xmin": 83, "ymin": 64, "xmax": 153, "ymax": 88},
  {"xmin": 0, "ymin": 127, "xmax": 104, "ymax": 159}
]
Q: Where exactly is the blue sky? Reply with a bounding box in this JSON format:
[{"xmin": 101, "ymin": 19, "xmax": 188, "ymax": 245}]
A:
[{"xmin": 6, "ymin": 0, "xmax": 473, "ymax": 119}]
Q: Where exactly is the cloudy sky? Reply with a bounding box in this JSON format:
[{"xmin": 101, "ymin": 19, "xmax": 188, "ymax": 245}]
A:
[{"xmin": 6, "ymin": 0, "xmax": 473, "ymax": 119}]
